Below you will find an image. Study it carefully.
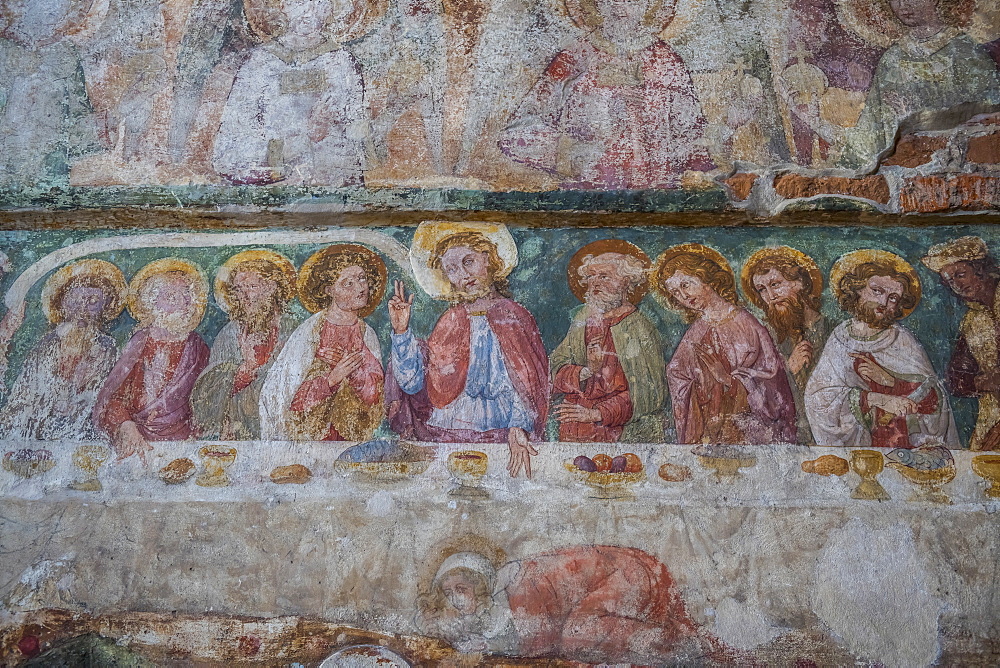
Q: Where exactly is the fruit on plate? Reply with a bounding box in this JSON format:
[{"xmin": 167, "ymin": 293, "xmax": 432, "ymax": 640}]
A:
[
  {"xmin": 573, "ymin": 455, "xmax": 598, "ymax": 472},
  {"xmin": 621, "ymin": 453, "xmax": 643, "ymax": 472},
  {"xmin": 592, "ymin": 453, "xmax": 613, "ymax": 472}
]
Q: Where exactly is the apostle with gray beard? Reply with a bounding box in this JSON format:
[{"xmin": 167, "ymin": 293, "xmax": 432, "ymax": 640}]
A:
[{"xmin": 550, "ymin": 241, "xmax": 665, "ymax": 443}]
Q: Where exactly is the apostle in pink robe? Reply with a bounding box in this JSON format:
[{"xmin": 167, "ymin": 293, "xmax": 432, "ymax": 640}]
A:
[
  {"xmin": 94, "ymin": 260, "xmax": 210, "ymax": 462},
  {"xmin": 387, "ymin": 226, "xmax": 549, "ymax": 477},
  {"xmin": 498, "ymin": 0, "xmax": 714, "ymax": 190},
  {"xmin": 655, "ymin": 245, "xmax": 797, "ymax": 445}
]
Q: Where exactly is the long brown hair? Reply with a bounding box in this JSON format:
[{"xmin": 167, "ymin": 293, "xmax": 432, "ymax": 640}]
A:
[
  {"xmin": 837, "ymin": 262, "xmax": 918, "ymax": 315},
  {"xmin": 658, "ymin": 252, "xmax": 738, "ymax": 323}
]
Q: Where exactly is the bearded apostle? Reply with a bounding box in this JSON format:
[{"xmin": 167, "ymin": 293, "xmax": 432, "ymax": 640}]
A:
[
  {"xmin": 0, "ymin": 260, "xmax": 125, "ymax": 440},
  {"xmin": 259, "ymin": 245, "xmax": 385, "ymax": 441},
  {"xmin": 657, "ymin": 244, "xmax": 797, "ymax": 445},
  {"xmin": 416, "ymin": 545, "xmax": 713, "ymax": 663},
  {"xmin": 806, "ymin": 250, "xmax": 958, "ymax": 448},
  {"xmin": 386, "ymin": 222, "xmax": 549, "ymax": 477},
  {"xmin": 94, "ymin": 259, "xmax": 211, "ymax": 462},
  {"xmin": 550, "ymin": 241, "xmax": 665, "ymax": 442},
  {"xmin": 741, "ymin": 247, "xmax": 832, "ymax": 444},
  {"xmin": 498, "ymin": 0, "xmax": 714, "ymax": 189},
  {"xmin": 191, "ymin": 251, "xmax": 299, "ymax": 440},
  {"xmin": 922, "ymin": 237, "xmax": 1000, "ymax": 450}
]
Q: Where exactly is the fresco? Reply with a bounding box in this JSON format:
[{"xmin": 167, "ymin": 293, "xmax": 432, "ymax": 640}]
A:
[
  {"xmin": 1, "ymin": 221, "xmax": 1000, "ymax": 665},
  {"xmin": 0, "ymin": 0, "xmax": 998, "ymax": 214}
]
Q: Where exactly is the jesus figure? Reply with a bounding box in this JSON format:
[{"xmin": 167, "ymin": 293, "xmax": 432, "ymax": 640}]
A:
[{"xmin": 386, "ymin": 223, "xmax": 549, "ymax": 477}]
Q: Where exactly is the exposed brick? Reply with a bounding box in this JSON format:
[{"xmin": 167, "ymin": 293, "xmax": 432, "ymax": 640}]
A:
[
  {"xmin": 900, "ymin": 174, "xmax": 1000, "ymax": 212},
  {"xmin": 954, "ymin": 174, "xmax": 1000, "ymax": 210},
  {"xmin": 773, "ymin": 173, "xmax": 890, "ymax": 204},
  {"xmin": 881, "ymin": 134, "xmax": 947, "ymax": 168},
  {"xmin": 967, "ymin": 133, "xmax": 1000, "ymax": 165},
  {"xmin": 724, "ymin": 173, "xmax": 758, "ymax": 201},
  {"xmin": 900, "ymin": 176, "xmax": 951, "ymax": 213}
]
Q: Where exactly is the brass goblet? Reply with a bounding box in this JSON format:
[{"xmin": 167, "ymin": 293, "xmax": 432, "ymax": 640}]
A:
[
  {"xmin": 196, "ymin": 446, "xmax": 238, "ymax": 487},
  {"xmin": 971, "ymin": 455, "xmax": 1000, "ymax": 500},
  {"xmin": 850, "ymin": 449, "xmax": 890, "ymax": 501},
  {"xmin": 69, "ymin": 445, "xmax": 110, "ymax": 491},
  {"xmin": 447, "ymin": 450, "xmax": 489, "ymax": 499}
]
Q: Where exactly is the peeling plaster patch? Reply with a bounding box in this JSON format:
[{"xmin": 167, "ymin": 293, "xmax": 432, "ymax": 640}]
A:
[
  {"xmin": 366, "ymin": 491, "xmax": 396, "ymax": 517},
  {"xmin": 812, "ymin": 519, "xmax": 942, "ymax": 668},
  {"xmin": 3, "ymin": 557, "xmax": 76, "ymax": 612},
  {"xmin": 713, "ymin": 596, "xmax": 785, "ymax": 650}
]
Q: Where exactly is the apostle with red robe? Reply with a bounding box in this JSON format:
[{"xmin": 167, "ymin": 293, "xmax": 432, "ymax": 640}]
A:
[
  {"xmin": 551, "ymin": 241, "xmax": 665, "ymax": 443},
  {"xmin": 259, "ymin": 244, "xmax": 386, "ymax": 442},
  {"xmin": 94, "ymin": 259, "xmax": 211, "ymax": 462},
  {"xmin": 386, "ymin": 223, "xmax": 548, "ymax": 477}
]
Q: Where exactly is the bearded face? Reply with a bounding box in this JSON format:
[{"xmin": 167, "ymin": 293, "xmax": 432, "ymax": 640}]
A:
[
  {"xmin": 764, "ymin": 291, "xmax": 808, "ymax": 343},
  {"xmin": 851, "ymin": 275, "xmax": 906, "ymax": 330},
  {"xmin": 226, "ymin": 269, "xmax": 285, "ymax": 332},
  {"xmin": 582, "ymin": 262, "xmax": 629, "ymax": 313}
]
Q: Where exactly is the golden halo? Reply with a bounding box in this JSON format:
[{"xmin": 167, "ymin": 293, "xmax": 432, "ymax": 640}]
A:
[
  {"xmin": 41, "ymin": 259, "xmax": 126, "ymax": 324},
  {"xmin": 214, "ymin": 249, "xmax": 297, "ymax": 314},
  {"xmin": 652, "ymin": 243, "xmax": 734, "ymax": 292},
  {"xmin": 567, "ymin": 239, "xmax": 651, "ymax": 304},
  {"xmin": 740, "ymin": 246, "xmax": 824, "ymax": 312},
  {"xmin": 244, "ymin": 0, "xmax": 389, "ymax": 45},
  {"xmin": 297, "ymin": 244, "xmax": 387, "ymax": 316},
  {"xmin": 830, "ymin": 249, "xmax": 921, "ymax": 317},
  {"xmin": 563, "ymin": 0, "xmax": 689, "ymax": 35},
  {"xmin": 127, "ymin": 258, "xmax": 208, "ymax": 329},
  {"xmin": 410, "ymin": 221, "xmax": 518, "ymax": 301}
]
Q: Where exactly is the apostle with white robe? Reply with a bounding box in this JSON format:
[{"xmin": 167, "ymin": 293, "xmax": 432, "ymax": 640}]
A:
[
  {"xmin": 805, "ymin": 250, "xmax": 958, "ymax": 448},
  {"xmin": 259, "ymin": 245, "xmax": 385, "ymax": 441}
]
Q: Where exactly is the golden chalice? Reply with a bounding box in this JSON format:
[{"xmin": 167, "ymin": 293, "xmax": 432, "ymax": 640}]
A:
[
  {"xmin": 888, "ymin": 461, "xmax": 956, "ymax": 504},
  {"xmin": 447, "ymin": 450, "xmax": 489, "ymax": 499},
  {"xmin": 196, "ymin": 446, "xmax": 237, "ymax": 487},
  {"xmin": 850, "ymin": 449, "xmax": 890, "ymax": 501},
  {"xmin": 971, "ymin": 455, "xmax": 1000, "ymax": 500},
  {"xmin": 69, "ymin": 445, "xmax": 110, "ymax": 492}
]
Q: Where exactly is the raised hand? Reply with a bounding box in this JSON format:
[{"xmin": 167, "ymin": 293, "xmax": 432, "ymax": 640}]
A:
[
  {"xmin": 787, "ymin": 339, "xmax": 813, "ymax": 375},
  {"xmin": 507, "ymin": 427, "xmax": 538, "ymax": 479},
  {"xmin": 388, "ymin": 279, "xmax": 414, "ymax": 335},
  {"xmin": 851, "ymin": 353, "xmax": 894, "ymax": 387}
]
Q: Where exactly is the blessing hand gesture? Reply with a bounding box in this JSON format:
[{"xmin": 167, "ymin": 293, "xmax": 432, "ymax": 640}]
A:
[{"xmin": 388, "ymin": 280, "xmax": 413, "ymax": 335}]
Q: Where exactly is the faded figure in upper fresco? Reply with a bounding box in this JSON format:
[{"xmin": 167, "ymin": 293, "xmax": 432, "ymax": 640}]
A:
[
  {"xmin": 415, "ymin": 545, "xmax": 718, "ymax": 663},
  {"xmin": 212, "ymin": 0, "xmax": 384, "ymax": 186},
  {"xmin": 0, "ymin": 0, "xmax": 102, "ymax": 188},
  {"xmin": 386, "ymin": 222, "xmax": 549, "ymax": 477},
  {"xmin": 830, "ymin": 0, "xmax": 1000, "ymax": 169},
  {"xmin": 93, "ymin": 259, "xmax": 211, "ymax": 462},
  {"xmin": 498, "ymin": 0, "xmax": 715, "ymax": 190},
  {"xmin": 0, "ymin": 261, "xmax": 125, "ymax": 441},
  {"xmin": 806, "ymin": 250, "xmax": 959, "ymax": 448},
  {"xmin": 550, "ymin": 241, "xmax": 666, "ymax": 443},
  {"xmin": 656, "ymin": 244, "xmax": 797, "ymax": 445},
  {"xmin": 260, "ymin": 245, "xmax": 385, "ymax": 441},
  {"xmin": 741, "ymin": 247, "xmax": 833, "ymax": 445},
  {"xmin": 191, "ymin": 251, "xmax": 298, "ymax": 440},
  {"xmin": 922, "ymin": 236, "xmax": 1000, "ymax": 450}
]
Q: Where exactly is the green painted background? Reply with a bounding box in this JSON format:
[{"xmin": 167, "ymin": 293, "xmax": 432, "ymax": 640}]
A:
[{"xmin": 0, "ymin": 223, "xmax": 988, "ymax": 445}]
